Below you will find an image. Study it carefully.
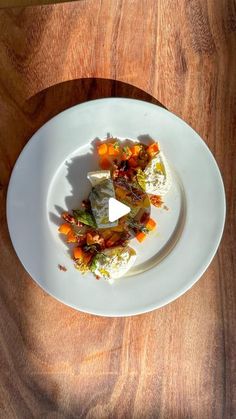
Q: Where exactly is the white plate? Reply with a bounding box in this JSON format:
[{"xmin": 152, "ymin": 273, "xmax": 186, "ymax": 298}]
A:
[{"xmin": 7, "ymin": 98, "xmax": 226, "ymax": 316}]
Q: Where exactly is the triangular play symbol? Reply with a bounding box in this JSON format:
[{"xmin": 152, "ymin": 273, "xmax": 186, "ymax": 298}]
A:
[{"xmin": 108, "ymin": 198, "xmax": 130, "ymax": 222}]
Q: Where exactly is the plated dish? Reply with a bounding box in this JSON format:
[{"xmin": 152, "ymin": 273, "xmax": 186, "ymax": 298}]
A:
[
  {"xmin": 7, "ymin": 98, "xmax": 226, "ymax": 316},
  {"xmin": 58, "ymin": 139, "xmax": 171, "ymax": 281}
]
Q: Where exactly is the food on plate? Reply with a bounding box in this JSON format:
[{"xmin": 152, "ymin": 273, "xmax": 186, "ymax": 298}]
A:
[
  {"xmin": 87, "ymin": 170, "xmax": 110, "ymax": 186},
  {"xmin": 58, "ymin": 139, "xmax": 172, "ymax": 281},
  {"xmin": 90, "ymin": 246, "xmax": 136, "ymax": 282},
  {"xmin": 89, "ymin": 177, "xmax": 118, "ymax": 228},
  {"xmin": 141, "ymin": 152, "xmax": 172, "ymax": 195}
]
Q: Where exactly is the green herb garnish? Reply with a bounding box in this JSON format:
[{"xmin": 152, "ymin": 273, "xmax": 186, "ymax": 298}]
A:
[
  {"xmin": 113, "ymin": 141, "xmax": 120, "ymax": 150},
  {"xmin": 73, "ymin": 209, "xmax": 97, "ymax": 228}
]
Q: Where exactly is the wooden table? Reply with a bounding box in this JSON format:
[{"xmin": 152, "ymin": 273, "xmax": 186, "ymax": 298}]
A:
[{"xmin": 0, "ymin": 1, "xmax": 235, "ymax": 417}]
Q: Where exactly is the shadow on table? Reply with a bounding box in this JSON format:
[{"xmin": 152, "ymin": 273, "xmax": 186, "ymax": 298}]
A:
[
  {"xmin": 7, "ymin": 78, "xmax": 193, "ymax": 418},
  {"xmin": 25, "ymin": 77, "xmax": 166, "ymax": 134}
]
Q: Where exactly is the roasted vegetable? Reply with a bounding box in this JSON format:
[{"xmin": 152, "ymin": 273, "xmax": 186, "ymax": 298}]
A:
[
  {"xmin": 136, "ymin": 232, "xmax": 147, "ymax": 242},
  {"xmin": 58, "ymin": 223, "xmax": 71, "ymax": 235},
  {"xmin": 98, "ymin": 143, "xmax": 108, "ymax": 155},
  {"xmin": 131, "ymin": 144, "xmax": 142, "ymax": 156},
  {"xmin": 146, "ymin": 218, "xmax": 157, "ymax": 231},
  {"xmin": 67, "ymin": 230, "xmax": 77, "ymax": 243},
  {"xmin": 100, "ymin": 156, "xmax": 111, "ymax": 169},
  {"xmin": 121, "ymin": 146, "xmax": 132, "ymax": 160},
  {"xmin": 73, "ymin": 247, "xmax": 83, "ymax": 259},
  {"xmin": 108, "ymin": 142, "xmax": 120, "ymax": 156},
  {"xmin": 147, "ymin": 142, "xmax": 159, "ymax": 156}
]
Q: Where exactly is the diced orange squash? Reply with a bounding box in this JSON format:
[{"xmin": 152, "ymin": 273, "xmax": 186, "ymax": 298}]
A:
[
  {"xmin": 121, "ymin": 146, "xmax": 132, "ymax": 160},
  {"xmin": 73, "ymin": 246, "xmax": 83, "ymax": 259},
  {"xmin": 146, "ymin": 218, "xmax": 157, "ymax": 231},
  {"xmin": 58, "ymin": 223, "xmax": 71, "ymax": 235},
  {"xmin": 98, "ymin": 143, "xmax": 108, "ymax": 155},
  {"xmin": 100, "ymin": 156, "xmax": 111, "ymax": 169},
  {"xmin": 147, "ymin": 142, "xmax": 159, "ymax": 156},
  {"xmin": 108, "ymin": 143, "xmax": 120, "ymax": 156},
  {"xmin": 67, "ymin": 230, "xmax": 77, "ymax": 243},
  {"xmin": 136, "ymin": 231, "xmax": 147, "ymax": 243},
  {"xmin": 131, "ymin": 144, "xmax": 141, "ymax": 156},
  {"xmin": 129, "ymin": 157, "xmax": 138, "ymax": 167}
]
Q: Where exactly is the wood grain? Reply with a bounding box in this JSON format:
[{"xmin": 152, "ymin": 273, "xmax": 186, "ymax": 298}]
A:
[
  {"xmin": 0, "ymin": 0, "xmax": 73, "ymax": 8},
  {"xmin": 0, "ymin": 0, "xmax": 75, "ymax": 8},
  {"xmin": 0, "ymin": 1, "xmax": 235, "ymax": 417}
]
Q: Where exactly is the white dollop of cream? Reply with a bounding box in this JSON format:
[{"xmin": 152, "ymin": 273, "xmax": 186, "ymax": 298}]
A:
[
  {"xmin": 87, "ymin": 170, "xmax": 111, "ymax": 186},
  {"xmin": 92, "ymin": 246, "xmax": 136, "ymax": 281},
  {"xmin": 143, "ymin": 151, "xmax": 172, "ymax": 196}
]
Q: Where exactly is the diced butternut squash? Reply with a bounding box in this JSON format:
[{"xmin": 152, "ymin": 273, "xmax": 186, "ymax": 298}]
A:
[
  {"xmin": 136, "ymin": 231, "xmax": 147, "ymax": 243},
  {"xmin": 67, "ymin": 230, "xmax": 77, "ymax": 243},
  {"xmin": 100, "ymin": 156, "xmax": 111, "ymax": 170},
  {"xmin": 131, "ymin": 144, "xmax": 141, "ymax": 156},
  {"xmin": 108, "ymin": 143, "xmax": 120, "ymax": 156},
  {"xmin": 97, "ymin": 143, "xmax": 108, "ymax": 155},
  {"xmin": 73, "ymin": 246, "xmax": 83, "ymax": 259},
  {"xmin": 58, "ymin": 223, "xmax": 71, "ymax": 235},
  {"xmin": 121, "ymin": 146, "xmax": 132, "ymax": 160},
  {"xmin": 146, "ymin": 218, "xmax": 157, "ymax": 231},
  {"xmin": 147, "ymin": 142, "xmax": 159, "ymax": 156}
]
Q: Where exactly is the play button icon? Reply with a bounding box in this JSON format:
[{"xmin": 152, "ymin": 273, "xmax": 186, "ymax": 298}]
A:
[{"xmin": 108, "ymin": 198, "xmax": 130, "ymax": 222}]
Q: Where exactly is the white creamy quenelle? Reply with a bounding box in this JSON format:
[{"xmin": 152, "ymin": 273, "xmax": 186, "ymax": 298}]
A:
[
  {"xmin": 143, "ymin": 151, "xmax": 172, "ymax": 195},
  {"xmin": 87, "ymin": 170, "xmax": 110, "ymax": 186},
  {"xmin": 91, "ymin": 246, "xmax": 136, "ymax": 281}
]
